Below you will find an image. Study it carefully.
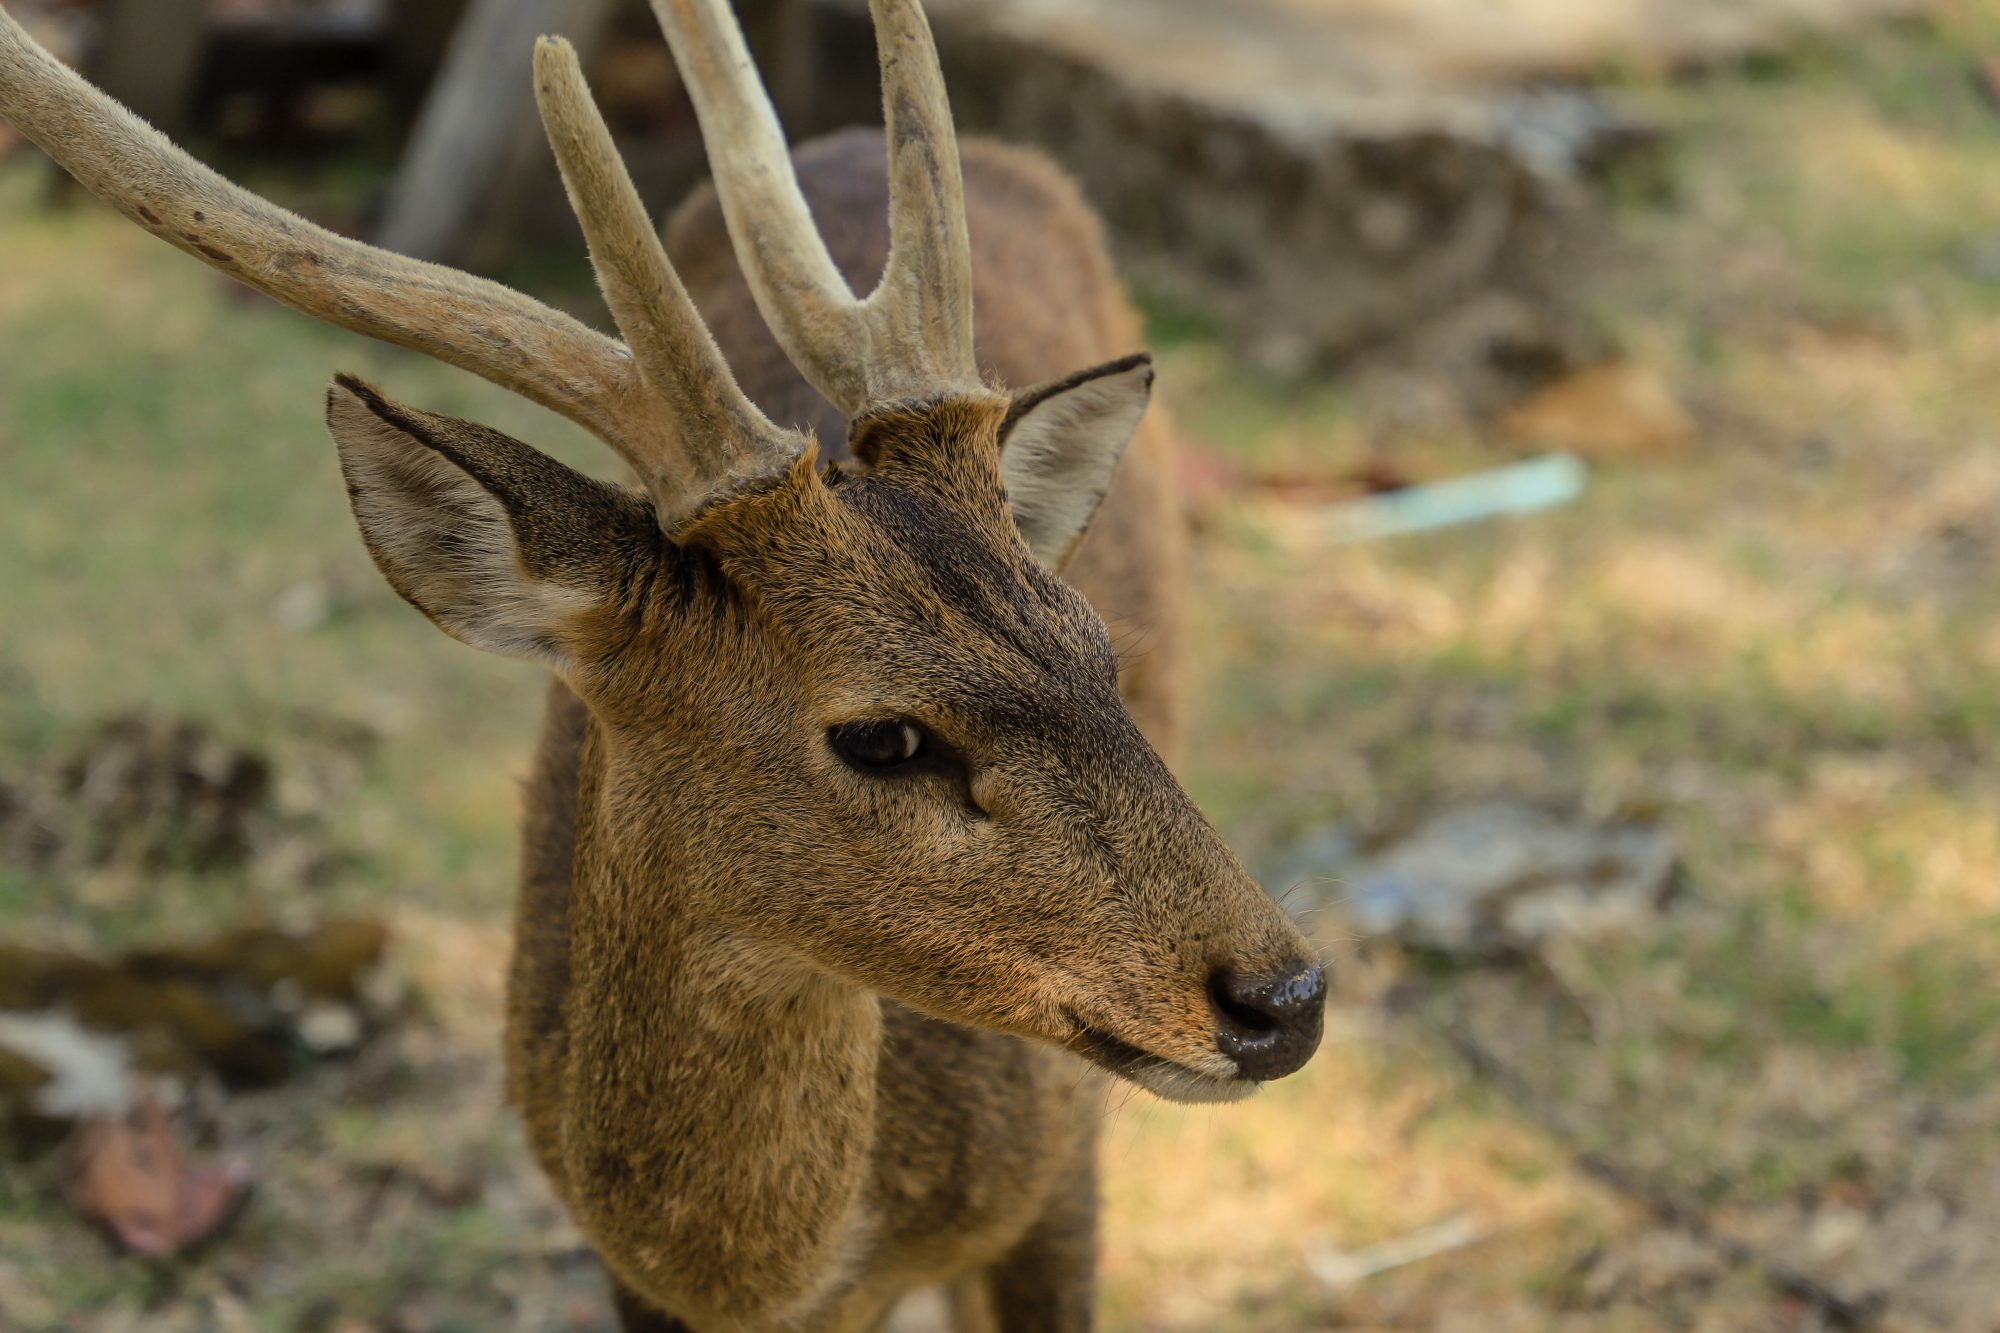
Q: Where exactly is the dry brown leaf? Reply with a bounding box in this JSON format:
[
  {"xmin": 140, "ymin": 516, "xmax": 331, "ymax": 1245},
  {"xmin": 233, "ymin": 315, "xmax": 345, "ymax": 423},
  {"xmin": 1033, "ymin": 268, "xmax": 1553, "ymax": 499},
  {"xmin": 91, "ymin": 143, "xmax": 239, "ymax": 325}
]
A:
[
  {"xmin": 1499, "ymin": 362, "xmax": 1696, "ymax": 459},
  {"xmin": 69, "ymin": 1094, "xmax": 249, "ymax": 1258}
]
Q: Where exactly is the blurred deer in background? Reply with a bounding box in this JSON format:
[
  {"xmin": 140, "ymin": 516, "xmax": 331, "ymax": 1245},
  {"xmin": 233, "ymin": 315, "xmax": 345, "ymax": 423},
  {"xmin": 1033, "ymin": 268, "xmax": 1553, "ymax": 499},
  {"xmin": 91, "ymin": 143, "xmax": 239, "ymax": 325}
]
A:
[{"xmin": 0, "ymin": 0, "xmax": 1325, "ymax": 1326}]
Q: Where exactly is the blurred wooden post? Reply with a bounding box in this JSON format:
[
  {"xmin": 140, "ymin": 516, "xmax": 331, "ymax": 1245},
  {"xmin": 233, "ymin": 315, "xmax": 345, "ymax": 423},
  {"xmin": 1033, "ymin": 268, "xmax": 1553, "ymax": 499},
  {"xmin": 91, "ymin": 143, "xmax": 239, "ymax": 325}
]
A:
[
  {"xmin": 376, "ymin": 0, "xmax": 621, "ymax": 266},
  {"xmin": 91, "ymin": 0, "xmax": 208, "ymax": 138}
]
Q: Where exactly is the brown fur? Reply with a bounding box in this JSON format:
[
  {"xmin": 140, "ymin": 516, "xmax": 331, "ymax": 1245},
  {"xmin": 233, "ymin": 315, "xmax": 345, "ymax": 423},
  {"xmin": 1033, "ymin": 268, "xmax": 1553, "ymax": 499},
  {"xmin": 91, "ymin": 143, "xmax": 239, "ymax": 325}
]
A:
[
  {"xmin": 4, "ymin": 0, "xmax": 1322, "ymax": 1321},
  {"xmin": 486, "ymin": 136, "xmax": 1315, "ymax": 1330},
  {"xmin": 667, "ymin": 129, "xmax": 1188, "ymax": 746}
]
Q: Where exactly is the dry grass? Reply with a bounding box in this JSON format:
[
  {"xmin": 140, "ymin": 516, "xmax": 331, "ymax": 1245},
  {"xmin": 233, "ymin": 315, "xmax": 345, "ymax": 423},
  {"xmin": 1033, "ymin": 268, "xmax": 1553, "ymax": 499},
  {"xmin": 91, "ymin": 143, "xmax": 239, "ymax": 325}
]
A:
[{"xmin": 10, "ymin": 5, "xmax": 2000, "ymax": 1327}]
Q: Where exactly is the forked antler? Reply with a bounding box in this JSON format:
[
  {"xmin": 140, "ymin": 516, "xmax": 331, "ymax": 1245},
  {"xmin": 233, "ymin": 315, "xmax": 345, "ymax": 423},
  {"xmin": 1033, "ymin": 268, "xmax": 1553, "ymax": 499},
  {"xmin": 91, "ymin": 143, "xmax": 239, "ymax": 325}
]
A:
[
  {"xmin": 650, "ymin": 0, "xmax": 981, "ymax": 415},
  {"xmin": 532, "ymin": 36, "xmax": 797, "ymax": 522},
  {"xmin": 0, "ymin": 0, "xmax": 979, "ymax": 521}
]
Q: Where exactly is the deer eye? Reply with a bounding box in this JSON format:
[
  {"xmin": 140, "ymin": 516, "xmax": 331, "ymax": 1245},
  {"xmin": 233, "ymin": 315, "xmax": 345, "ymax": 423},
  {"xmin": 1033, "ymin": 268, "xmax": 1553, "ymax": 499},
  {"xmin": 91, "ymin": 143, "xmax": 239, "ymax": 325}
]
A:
[{"xmin": 829, "ymin": 720, "xmax": 928, "ymax": 772}]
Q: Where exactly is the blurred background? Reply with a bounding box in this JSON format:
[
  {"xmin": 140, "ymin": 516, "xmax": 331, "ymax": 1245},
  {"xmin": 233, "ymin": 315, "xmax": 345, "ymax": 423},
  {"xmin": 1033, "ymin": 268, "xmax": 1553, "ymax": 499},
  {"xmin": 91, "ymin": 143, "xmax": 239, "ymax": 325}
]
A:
[{"xmin": 4, "ymin": 0, "xmax": 2000, "ymax": 1328}]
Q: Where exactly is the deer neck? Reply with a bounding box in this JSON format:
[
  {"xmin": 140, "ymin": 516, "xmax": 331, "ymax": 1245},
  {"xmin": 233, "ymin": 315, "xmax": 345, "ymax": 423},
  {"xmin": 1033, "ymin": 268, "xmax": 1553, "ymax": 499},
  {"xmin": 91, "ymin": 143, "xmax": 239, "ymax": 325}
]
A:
[{"xmin": 557, "ymin": 727, "xmax": 884, "ymax": 1321}]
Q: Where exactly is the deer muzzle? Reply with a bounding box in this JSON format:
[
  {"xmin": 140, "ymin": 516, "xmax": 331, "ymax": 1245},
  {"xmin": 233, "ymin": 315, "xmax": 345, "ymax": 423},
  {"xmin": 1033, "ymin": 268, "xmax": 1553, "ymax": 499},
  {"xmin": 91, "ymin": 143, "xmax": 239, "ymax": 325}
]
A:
[{"xmin": 1206, "ymin": 963, "xmax": 1326, "ymax": 1081}]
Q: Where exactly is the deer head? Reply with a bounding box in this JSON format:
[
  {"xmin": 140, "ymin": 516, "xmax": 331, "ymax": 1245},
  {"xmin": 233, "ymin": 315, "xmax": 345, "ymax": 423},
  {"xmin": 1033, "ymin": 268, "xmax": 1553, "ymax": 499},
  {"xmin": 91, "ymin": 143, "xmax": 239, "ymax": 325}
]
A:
[{"xmin": 0, "ymin": 0, "xmax": 1325, "ymax": 1100}]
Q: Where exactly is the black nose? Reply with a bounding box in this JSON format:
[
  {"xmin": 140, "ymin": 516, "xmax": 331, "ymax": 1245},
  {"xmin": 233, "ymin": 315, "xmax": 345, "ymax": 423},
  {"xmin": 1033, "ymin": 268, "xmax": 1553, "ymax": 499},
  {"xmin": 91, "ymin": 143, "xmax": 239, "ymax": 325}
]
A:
[{"xmin": 1207, "ymin": 964, "xmax": 1326, "ymax": 1081}]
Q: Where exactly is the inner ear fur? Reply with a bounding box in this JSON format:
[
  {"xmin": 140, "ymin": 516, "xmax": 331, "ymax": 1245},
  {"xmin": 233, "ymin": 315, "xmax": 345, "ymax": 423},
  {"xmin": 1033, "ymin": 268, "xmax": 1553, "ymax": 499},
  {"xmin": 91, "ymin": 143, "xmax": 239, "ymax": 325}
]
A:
[
  {"xmin": 326, "ymin": 375, "xmax": 659, "ymax": 669},
  {"xmin": 998, "ymin": 352, "xmax": 1154, "ymax": 569}
]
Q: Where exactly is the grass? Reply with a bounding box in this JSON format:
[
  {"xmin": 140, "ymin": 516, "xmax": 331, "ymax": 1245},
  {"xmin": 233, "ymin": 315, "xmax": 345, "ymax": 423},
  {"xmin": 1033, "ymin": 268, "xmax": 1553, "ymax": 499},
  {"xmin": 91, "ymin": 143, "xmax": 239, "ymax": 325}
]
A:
[
  {"xmin": 1112, "ymin": 4, "xmax": 2000, "ymax": 1322},
  {"xmin": 10, "ymin": 3, "xmax": 2000, "ymax": 1327},
  {"xmin": 0, "ymin": 158, "xmax": 631, "ymax": 944}
]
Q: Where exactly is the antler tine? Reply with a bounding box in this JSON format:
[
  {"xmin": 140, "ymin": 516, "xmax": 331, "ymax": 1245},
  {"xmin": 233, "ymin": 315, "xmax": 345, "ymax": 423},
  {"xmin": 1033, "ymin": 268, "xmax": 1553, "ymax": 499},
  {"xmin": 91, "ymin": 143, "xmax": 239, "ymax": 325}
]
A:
[
  {"xmin": 0, "ymin": 7, "xmax": 679, "ymax": 492},
  {"xmin": 533, "ymin": 37, "xmax": 801, "ymax": 525},
  {"xmin": 646, "ymin": 0, "xmax": 867, "ymax": 412},
  {"xmin": 862, "ymin": 0, "xmax": 977, "ymax": 396},
  {"xmin": 648, "ymin": 0, "xmax": 983, "ymax": 417}
]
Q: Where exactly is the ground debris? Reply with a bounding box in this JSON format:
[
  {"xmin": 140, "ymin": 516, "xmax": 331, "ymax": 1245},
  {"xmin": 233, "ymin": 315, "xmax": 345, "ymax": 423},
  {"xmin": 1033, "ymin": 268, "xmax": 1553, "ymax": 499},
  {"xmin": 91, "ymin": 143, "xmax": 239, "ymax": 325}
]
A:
[
  {"xmin": 54, "ymin": 712, "xmax": 273, "ymax": 869},
  {"xmin": 908, "ymin": 0, "xmax": 1918, "ymax": 381},
  {"xmin": 0, "ymin": 1009, "xmax": 133, "ymax": 1125},
  {"xmin": 1498, "ymin": 361, "xmax": 1697, "ymax": 460},
  {"xmin": 1445, "ymin": 1011, "xmax": 1886, "ymax": 1329},
  {"xmin": 1304, "ymin": 1214, "xmax": 1490, "ymax": 1289},
  {"xmin": 68, "ymin": 1093, "xmax": 250, "ymax": 1259},
  {"xmin": 1437, "ymin": 963, "xmax": 2000, "ymax": 1332},
  {"xmin": 0, "ymin": 916, "xmax": 542, "ymax": 1321},
  {"xmin": 1345, "ymin": 799, "xmax": 1679, "ymax": 957},
  {"xmin": 0, "ymin": 917, "xmax": 395, "ymax": 1113},
  {"xmin": 0, "ymin": 710, "xmax": 367, "ymax": 884},
  {"xmin": 1245, "ymin": 456, "xmax": 1588, "ymax": 549}
]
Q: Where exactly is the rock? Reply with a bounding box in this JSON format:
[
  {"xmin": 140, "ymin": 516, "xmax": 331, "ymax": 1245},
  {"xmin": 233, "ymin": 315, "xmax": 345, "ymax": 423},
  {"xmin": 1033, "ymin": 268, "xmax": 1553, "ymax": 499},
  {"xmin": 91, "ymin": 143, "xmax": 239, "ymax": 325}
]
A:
[
  {"xmin": 0, "ymin": 1009, "xmax": 134, "ymax": 1122},
  {"xmin": 124, "ymin": 917, "xmax": 391, "ymax": 1002},
  {"xmin": 0, "ymin": 917, "xmax": 397, "ymax": 1100},
  {"xmin": 67, "ymin": 975, "xmax": 292, "ymax": 1089},
  {"xmin": 296, "ymin": 1001, "xmax": 364, "ymax": 1055},
  {"xmin": 1346, "ymin": 800, "xmax": 1678, "ymax": 957},
  {"xmin": 0, "ymin": 942, "xmax": 116, "ymax": 1010},
  {"xmin": 800, "ymin": 0, "xmax": 1920, "ymax": 381}
]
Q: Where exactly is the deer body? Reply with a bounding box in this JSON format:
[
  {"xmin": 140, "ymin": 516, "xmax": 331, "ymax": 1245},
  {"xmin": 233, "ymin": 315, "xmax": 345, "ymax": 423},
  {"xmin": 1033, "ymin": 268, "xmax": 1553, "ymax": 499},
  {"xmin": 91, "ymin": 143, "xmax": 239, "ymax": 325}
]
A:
[
  {"xmin": 0, "ymin": 3, "xmax": 1324, "ymax": 1329},
  {"xmin": 522, "ymin": 671, "xmax": 1106, "ymax": 1330},
  {"xmin": 510, "ymin": 130, "xmax": 1181, "ymax": 1329}
]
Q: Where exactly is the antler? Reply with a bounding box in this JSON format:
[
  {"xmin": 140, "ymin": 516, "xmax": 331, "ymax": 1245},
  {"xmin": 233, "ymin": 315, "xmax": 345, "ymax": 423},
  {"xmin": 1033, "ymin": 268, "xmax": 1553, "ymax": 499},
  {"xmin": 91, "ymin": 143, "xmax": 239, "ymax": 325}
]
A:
[
  {"xmin": 650, "ymin": 0, "xmax": 983, "ymax": 416},
  {"xmin": 0, "ymin": 5, "xmax": 801, "ymax": 526},
  {"xmin": 533, "ymin": 37, "xmax": 798, "ymax": 523},
  {"xmin": 0, "ymin": 0, "xmax": 980, "ymax": 513}
]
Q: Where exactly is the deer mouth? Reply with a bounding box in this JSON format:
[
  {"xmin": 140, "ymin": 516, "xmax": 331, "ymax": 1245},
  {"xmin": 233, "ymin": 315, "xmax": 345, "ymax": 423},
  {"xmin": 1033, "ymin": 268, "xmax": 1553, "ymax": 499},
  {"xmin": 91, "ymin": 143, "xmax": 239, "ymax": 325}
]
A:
[{"xmin": 1065, "ymin": 1018, "xmax": 1258, "ymax": 1106}]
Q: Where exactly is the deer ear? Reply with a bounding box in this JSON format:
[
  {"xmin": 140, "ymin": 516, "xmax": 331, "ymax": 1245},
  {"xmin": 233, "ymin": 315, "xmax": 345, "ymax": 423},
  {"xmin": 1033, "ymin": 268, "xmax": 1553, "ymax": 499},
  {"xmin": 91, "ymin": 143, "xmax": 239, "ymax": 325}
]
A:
[
  {"xmin": 998, "ymin": 353, "xmax": 1153, "ymax": 569},
  {"xmin": 326, "ymin": 376, "xmax": 655, "ymax": 672}
]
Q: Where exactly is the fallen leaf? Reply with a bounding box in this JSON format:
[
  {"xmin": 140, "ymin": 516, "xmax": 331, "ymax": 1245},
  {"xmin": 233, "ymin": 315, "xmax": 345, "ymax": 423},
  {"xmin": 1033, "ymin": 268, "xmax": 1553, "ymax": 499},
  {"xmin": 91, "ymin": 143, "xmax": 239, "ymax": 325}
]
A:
[
  {"xmin": 69, "ymin": 1094, "xmax": 249, "ymax": 1258},
  {"xmin": 1499, "ymin": 362, "xmax": 1695, "ymax": 459}
]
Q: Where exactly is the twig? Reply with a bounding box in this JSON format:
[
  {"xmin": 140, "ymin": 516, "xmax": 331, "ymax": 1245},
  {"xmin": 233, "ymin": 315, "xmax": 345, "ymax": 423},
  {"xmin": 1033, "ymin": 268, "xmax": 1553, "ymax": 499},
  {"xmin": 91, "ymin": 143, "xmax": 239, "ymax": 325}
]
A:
[
  {"xmin": 1443, "ymin": 1016, "xmax": 1886, "ymax": 1330},
  {"xmin": 1303, "ymin": 1214, "xmax": 1490, "ymax": 1288}
]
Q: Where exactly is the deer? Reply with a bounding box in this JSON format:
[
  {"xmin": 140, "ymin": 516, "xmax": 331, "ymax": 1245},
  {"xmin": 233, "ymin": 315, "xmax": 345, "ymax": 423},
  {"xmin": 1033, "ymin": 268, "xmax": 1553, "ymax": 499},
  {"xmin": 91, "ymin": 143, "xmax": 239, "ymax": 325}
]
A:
[{"xmin": 0, "ymin": 1, "xmax": 1327, "ymax": 1327}]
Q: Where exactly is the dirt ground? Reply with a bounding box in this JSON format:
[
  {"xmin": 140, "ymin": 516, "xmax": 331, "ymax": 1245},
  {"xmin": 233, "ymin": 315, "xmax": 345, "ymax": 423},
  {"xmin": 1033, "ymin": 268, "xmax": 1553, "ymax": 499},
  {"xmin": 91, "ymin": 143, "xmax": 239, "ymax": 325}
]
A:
[{"xmin": 7, "ymin": 4, "xmax": 2000, "ymax": 1330}]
